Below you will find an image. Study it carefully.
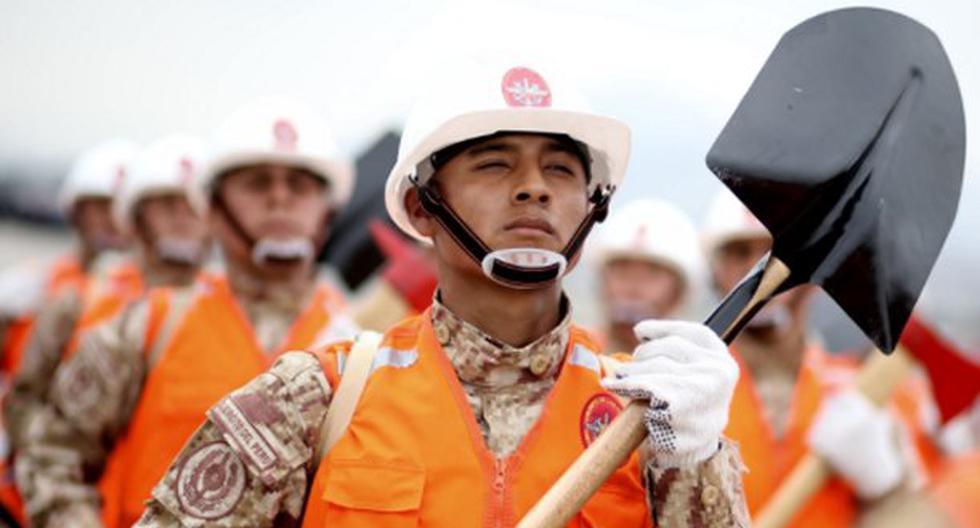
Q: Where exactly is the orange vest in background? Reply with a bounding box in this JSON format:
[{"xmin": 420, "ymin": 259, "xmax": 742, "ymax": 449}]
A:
[
  {"xmin": 0, "ymin": 256, "xmax": 86, "ymax": 527},
  {"xmin": 725, "ymin": 346, "xmax": 859, "ymax": 527},
  {"xmin": 1, "ymin": 256, "xmax": 87, "ymax": 375},
  {"xmin": 100, "ymin": 274, "xmax": 348, "ymax": 528},
  {"xmin": 726, "ymin": 345, "xmax": 937, "ymax": 527},
  {"xmin": 303, "ymin": 312, "xmax": 651, "ymax": 528},
  {"xmin": 62, "ymin": 261, "xmax": 144, "ymax": 361}
]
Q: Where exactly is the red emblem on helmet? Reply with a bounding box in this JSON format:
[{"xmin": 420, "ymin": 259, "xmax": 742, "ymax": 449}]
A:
[
  {"xmin": 501, "ymin": 67, "xmax": 552, "ymax": 108},
  {"xmin": 631, "ymin": 225, "xmax": 649, "ymax": 250},
  {"xmin": 179, "ymin": 157, "xmax": 195, "ymax": 186},
  {"xmin": 273, "ymin": 119, "xmax": 298, "ymax": 151},
  {"xmin": 112, "ymin": 166, "xmax": 127, "ymax": 193},
  {"xmin": 580, "ymin": 393, "xmax": 623, "ymax": 446}
]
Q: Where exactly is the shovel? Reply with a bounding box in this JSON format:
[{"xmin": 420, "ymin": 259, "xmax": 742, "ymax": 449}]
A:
[{"xmin": 516, "ymin": 7, "xmax": 965, "ymax": 527}]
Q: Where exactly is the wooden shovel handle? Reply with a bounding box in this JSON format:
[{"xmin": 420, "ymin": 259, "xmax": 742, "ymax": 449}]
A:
[
  {"xmin": 518, "ymin": 257, "xmax": 792, "ymax": 528},
  {"xmin": 753, "ymin": 346, "xmax": 915, "ymax": 528},
  {"xmin": 516, "ymin": 402, "xmax": 648, "ymax": 527}
]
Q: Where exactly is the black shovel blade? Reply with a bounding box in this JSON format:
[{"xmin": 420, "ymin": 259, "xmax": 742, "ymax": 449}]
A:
[{"xmin": 706, "ymin": 8, "xmax": 965, "ymax": 352}]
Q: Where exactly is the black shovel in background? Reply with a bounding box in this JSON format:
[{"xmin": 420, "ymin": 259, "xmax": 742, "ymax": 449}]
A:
[{"xmin": 517, "ymin": 8, "xmax": 965, "ymax": 527}]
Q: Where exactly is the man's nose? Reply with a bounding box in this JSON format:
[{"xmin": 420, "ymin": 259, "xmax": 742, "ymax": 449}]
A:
[
  {"xmin": 512, "ymin": 165, "xmax": 551, "ymax": 205},
  {"xmin": 266, "ymin": 176, "xmax": 293, "ymax": 206}
]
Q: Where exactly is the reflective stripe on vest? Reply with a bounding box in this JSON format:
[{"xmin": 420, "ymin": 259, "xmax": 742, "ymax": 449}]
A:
[
  {"xmin": 100, "ymin": 274, "xmax": 346, "ymax": 528},
  {"xmin": 303, "ymin": 310, "xmax": 651, "ymax": 528}
]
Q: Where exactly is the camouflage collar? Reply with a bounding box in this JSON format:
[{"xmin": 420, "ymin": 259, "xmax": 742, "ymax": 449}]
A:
[{"xmin": 431, "ymin": 293, "xmax": 571, "ymax": 388}]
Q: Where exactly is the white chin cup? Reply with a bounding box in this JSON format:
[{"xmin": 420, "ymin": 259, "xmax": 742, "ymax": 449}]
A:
[
  {"xmin": 155, "ymin": 237, "xmax": 204, "ymax": 266},
  {"xmin": 746, "ymin": 303, "xmax": 791, "ymax": 330},
  {"xmin": 480, "ymin": 248, "xmax": 567, "ymax": 289},
  {"xmin": 251, "ymin": 238, "xmax": 315, "ymax": 266}
]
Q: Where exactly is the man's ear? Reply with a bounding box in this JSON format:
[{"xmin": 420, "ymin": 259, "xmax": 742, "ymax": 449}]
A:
[{"xmin": 404, "ymin": 189, "xmax": 438, "ymax": 238}]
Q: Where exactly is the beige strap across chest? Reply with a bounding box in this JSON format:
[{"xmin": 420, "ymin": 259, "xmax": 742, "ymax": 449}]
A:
[
  {"xmin": 315, "ymin": 331, "xmax": 383, "ymax": 462},
  {"xmin": 146, "ymin": 288, "xmax": 196, "ymax": 369}
]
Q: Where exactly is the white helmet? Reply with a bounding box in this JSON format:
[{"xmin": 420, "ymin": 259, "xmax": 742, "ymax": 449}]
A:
[
  {"xmin": 58, "ymin": 138, "xmax": 140, "ymax": 215},
  {"xmin": 205, "ymin": 97, "xmax": 354, "ymax": 207},
  {"xmin": 384, "ymin": 56, "xmax": 630, "ymax": 289},
  {"xmin": 385, "ymin": 57, "xmax": 630, "ymax": 241},
  {"xmin": 594, "ymin": 198, "xmax": 702, "ymax": 296},
  {"xmin": 114, "ymin": 134, "xmax": 208, "ymax": 232},
  {"xmin": 701, "ymin": 189, "xmax": 771, "ymax": 256}
]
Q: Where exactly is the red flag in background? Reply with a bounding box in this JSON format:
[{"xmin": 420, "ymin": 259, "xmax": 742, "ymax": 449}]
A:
[{"xmin": 900, "ymin": 314, "xmax": 980, "ymax": 423}]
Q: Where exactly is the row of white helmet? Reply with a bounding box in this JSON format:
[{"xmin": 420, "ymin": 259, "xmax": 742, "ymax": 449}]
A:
[
  {"xmin": 58, "ymin": 56, "xmax": 770, "ymax": 276},
  {"xmin": 57, "ymin": 97, "xmax": 354, "ymax": 235}
]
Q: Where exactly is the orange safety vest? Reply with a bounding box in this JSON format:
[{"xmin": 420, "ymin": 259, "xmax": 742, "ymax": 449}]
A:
[
  {"xmin": 1, "ymin": 256, "xmax": 87, "ymax": 375},
  {"xmin": 303, "ymin": 311, "xmax": 651, "ymax": 528},
  {"xmin": 62, "ymin": 261, "xmax": 144, "ymax": 361},
  {"xmin": 100, "ymin": 274, "xmax": 349, "ymax": 528},
  {"xmin": 725, "ymin": 346, "xmax": 860, "ymax": 527},
  {"xmin": 726, "ymin": 345, "xmax": 936, "ymax": 527}
]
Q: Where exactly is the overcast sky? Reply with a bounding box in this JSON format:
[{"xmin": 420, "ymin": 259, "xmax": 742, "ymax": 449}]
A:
[{"xmin": 2, "ymin": 0, "xmax": 977, "ymax": 342}]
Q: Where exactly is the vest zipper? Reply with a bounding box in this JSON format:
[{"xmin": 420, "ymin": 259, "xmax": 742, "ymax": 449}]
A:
[{"xmin": 493, "ymin": 458, "xmax": 508, "ymax": 527}]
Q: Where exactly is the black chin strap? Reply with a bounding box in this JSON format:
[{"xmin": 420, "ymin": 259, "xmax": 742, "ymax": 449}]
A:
[
  {"xmin": 212, "ymin": 192, "xmax": 332, "ymax": 263},
  {"xmin": 412, "ymin": 176, "xmax": 613, "ymax": 287},
  {"xmin": 212, "ymin": 193, "xmax": 260, "ymax": 251}
]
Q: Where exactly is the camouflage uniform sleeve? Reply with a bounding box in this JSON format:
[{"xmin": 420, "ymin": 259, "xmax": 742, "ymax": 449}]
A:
[
  {"xmin": 15, "ymin": 298, "xmax": 150, "ymax": 527},
  {"xmin": 646, "ymin": 438, "xmax": 750, "ymax": 528},
  {"xmin": 136, "ymin": 350, "xmax": 335, "ymax": 528},
  {"xmin": 2, "ymin": 288, "xmax": 82, "ymax": 451}
]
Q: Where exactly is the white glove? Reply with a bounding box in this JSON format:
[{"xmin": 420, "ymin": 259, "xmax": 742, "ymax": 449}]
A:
[
  {"xmin": 806, "ymin": 390, "xmax": 904, "ymax": 499},
  {"xmin": 602, "ymin": 320, "xmax": 739, "ymax": 467},
  {"xmin": 0, "ymin": 261, "xmax": 47, "ymax": 317}
]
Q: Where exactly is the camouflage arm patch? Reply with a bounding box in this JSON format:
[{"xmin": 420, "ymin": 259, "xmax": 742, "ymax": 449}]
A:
[
  {"xmin": 137, "ymin": 422, "xmax": 309, "ymax": 528},
  {"xmin": 48, "ymin": 298, "xmax": 150, "ymax": 439},
  {"xmin": 137, "ymin": 351, "xmax": 332, "ymax": 527},
  {"xmin": 208, "ymin": 352, "xmax": 331, "ymax": 485},
  {"xmin": 647, "ymin": 438, "xmax": 750, "ymax": 528}
]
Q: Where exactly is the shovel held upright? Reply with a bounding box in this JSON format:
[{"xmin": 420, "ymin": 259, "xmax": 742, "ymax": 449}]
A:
[{"xmin": 517, "ymin": 7, "xmax": 965, "ymax": 527}]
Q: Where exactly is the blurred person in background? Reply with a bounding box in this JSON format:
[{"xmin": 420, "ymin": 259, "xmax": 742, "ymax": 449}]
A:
[
  {"xmin": 855, "ymin": 318, "xmax": 980, "ymax": 527},
  {"xmin": 704, "ymin": 189, "xmax": 936, "ymax": 526},
  {"xmin": 0, "ymin": 138, "xmax": 136, "ymax": 526},
  {"xmin": 15, "ymin": 98, "xmax": 359, "ymax": 528},
  {"xmin": 4, "ymin": 134, "xmax": 210, "ymax": 463},
  {"xmin": 859, "ymin": 407, "xmax": 980, "ymax": 527},
  {"xmin": 0, "ymin": 139, "xmax": 135, "ymax": 376},
  {"xmin": 590, "ymin": 198, "xmax": 702, "ymax": 354}
]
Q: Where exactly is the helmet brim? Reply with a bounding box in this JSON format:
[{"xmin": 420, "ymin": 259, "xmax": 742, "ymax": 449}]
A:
[{"xmin": 386, "ymin": 108, "xmax": 630, "ymax": 240}]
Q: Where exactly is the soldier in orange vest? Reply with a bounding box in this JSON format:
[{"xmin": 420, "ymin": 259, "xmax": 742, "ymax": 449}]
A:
[
  {"xmin": 702, "ymin": 189, "xmax": 933, "ymax": 526},
  {"xmin": 0, "ymin": 139, "xmax": 137, "ymax": 526},
  {"xmin": 3, "ymin": 135, "xmax": 209, "ymax": 457},
  {"xmin": 16, "ymin": 98, "xmax": 359, "ymax": 528},
  {"xmin": 590, "ymin": 198, "xmax": 704, "ymax": 354},
  {"xmin": 0, "ymin": 139, "xmax": 136, "ymax": 376},
  {"xmin": 135, "ymin": 57, "xmax": 748, "ymax": 527}
]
